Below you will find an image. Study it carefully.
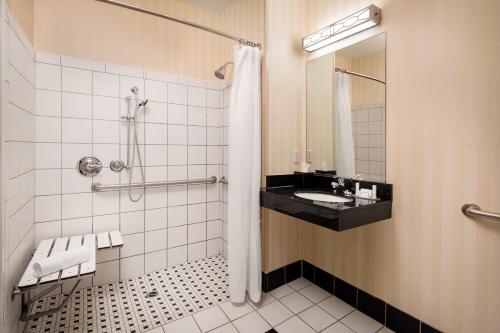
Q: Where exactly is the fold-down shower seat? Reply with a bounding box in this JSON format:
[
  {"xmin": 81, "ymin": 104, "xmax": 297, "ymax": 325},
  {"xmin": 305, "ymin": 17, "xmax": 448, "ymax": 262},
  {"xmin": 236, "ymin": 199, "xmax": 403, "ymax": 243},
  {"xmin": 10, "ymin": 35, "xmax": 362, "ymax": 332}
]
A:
[{"xmin": 12, "ymin": 231, "xmax": 124, "ymax": 321}]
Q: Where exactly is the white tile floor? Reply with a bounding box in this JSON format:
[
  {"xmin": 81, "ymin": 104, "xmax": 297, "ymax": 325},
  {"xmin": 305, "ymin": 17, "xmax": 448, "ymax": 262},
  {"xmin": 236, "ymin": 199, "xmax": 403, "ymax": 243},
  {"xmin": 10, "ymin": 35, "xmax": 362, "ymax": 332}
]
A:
[
  {"xmin": 24, "ymin": 256, "xmax": 395, "ymax": 333},
  {"xmin": 141, "ymin": 278, "xmax": 395, "ymax": 333},
  {"xmin": 178, "ymin": 277, "xmax": 394, "ymax": 333}
]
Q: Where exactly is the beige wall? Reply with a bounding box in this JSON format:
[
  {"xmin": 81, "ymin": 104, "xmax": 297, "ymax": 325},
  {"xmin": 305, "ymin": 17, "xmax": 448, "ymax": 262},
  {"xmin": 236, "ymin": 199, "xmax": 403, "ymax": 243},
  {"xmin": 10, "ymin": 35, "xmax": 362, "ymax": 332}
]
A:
[
  {"xmin": 306, "ymin": 53, "xmax": 335, "ymax": 170},
  {"xmin": 34, "ymin": 0, "xmax": 265, "ymax": 80},
  {"xmin": 5, "ymin": 0, "xmax": 33, "ymax": 42},
  {"xmin": 351, "ymin": 50, "xmax": 385, "ymax": 106},
  {"xmin": 7, "ymin": 0, "xmax": 500, "ymax": 331},
  {"xmin": 262, "ymin": 0, "xmax": 307, "ymax": 175},
  {"xmin": 262, "ymin": 1, "xmax": 500, "ymax": 332}
]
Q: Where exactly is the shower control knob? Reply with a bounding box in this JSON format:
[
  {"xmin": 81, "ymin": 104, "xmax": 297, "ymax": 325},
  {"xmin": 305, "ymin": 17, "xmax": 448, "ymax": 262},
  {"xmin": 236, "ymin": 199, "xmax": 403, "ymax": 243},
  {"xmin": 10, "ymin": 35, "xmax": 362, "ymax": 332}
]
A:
[
  {"xmin": 110, "ymin": 160, "xmax": 125, "ymax": 172},
  {"xmin": 77, "ymin": 157, "xmax": 102, "ymax": 177}
]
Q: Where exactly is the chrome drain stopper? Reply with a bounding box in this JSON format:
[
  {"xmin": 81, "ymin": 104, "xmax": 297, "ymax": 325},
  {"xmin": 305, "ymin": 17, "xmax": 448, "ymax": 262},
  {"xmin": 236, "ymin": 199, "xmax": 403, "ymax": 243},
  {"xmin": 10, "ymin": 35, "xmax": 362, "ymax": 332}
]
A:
[{"xmin": 145, "ymin": 290, "xmax": 158, "ymax": 298}]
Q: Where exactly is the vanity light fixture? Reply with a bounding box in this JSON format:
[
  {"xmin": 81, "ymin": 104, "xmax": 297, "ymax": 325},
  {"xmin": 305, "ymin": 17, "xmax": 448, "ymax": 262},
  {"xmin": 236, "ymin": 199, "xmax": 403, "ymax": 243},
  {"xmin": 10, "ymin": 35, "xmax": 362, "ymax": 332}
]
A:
[{"xmin": 302, "ymin": 4, "xmax": 381, "ymax": 52}]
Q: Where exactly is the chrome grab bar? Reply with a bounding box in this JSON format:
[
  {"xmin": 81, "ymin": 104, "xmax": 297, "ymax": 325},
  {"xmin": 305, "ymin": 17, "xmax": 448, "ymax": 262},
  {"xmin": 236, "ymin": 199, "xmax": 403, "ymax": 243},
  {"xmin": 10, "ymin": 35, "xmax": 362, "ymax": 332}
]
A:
[
  {"xmin": 92, "ymin": 176, "xmax": 217, "ymax": 192},
  {"xmin": 220, "ymin": 176, "xmax": 228, "ymax": 184},
  {"xmin": 462, "ymin": 203, "xmax": 500, "ymax": 222}
]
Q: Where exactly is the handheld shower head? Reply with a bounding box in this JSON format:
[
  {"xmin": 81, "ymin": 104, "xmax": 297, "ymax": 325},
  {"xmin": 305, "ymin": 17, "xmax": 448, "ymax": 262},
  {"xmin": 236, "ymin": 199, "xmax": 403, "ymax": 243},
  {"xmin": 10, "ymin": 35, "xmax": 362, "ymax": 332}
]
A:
[{"xmin": 214, "ymin": 61, "xmax": 234, "ymax": 80}]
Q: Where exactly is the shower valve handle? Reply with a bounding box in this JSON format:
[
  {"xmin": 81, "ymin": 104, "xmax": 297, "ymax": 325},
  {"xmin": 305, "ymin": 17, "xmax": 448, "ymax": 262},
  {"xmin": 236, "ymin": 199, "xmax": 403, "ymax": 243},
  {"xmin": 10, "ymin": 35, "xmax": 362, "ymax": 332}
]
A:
[
  {"xmin": 77, "ymin": 157, "xmax": 102, "ymax": 177},
  {"xmin": 86, "ymin": 163, "xmax": 100, "ymax": 171}
]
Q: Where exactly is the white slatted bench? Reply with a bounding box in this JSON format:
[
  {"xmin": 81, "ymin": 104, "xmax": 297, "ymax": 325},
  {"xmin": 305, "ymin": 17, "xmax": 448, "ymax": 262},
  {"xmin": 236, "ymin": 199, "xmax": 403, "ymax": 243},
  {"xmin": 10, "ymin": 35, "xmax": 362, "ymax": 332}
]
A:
[{"xmin": 13, "ymin": 231, "xmax": 123, "ymax": 321}]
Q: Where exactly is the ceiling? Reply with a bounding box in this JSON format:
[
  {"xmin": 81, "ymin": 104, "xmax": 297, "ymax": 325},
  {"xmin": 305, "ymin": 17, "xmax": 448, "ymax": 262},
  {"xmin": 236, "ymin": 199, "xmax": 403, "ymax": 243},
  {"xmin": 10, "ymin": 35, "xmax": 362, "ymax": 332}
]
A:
[{"xmin": 177, "ymin": 0, "xmax": 235, "ymax": 13}]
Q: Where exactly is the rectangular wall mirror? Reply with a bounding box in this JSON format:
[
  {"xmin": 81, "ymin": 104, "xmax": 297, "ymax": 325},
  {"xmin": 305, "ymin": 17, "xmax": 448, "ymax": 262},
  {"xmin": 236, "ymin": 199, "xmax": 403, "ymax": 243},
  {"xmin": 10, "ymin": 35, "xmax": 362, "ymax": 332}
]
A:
[{"xmin": 306, "ymin": 32, "xmax": 386, "ymax": 182}]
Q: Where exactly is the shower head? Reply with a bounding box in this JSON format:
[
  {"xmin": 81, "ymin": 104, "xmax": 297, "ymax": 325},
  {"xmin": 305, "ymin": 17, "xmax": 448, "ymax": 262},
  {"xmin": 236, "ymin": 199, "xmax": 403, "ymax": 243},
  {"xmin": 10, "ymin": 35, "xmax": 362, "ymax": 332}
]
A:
[
  {"xmin": 214, "ymin": 69, "xmax": 225, "ymax": 80},
  {"xmin": 214, "ymin": 61, "xmax": 234, "ymax": 80},
  {"xmin": 138, "ymin": 99, "xmax": 148, "ymax": 107}
]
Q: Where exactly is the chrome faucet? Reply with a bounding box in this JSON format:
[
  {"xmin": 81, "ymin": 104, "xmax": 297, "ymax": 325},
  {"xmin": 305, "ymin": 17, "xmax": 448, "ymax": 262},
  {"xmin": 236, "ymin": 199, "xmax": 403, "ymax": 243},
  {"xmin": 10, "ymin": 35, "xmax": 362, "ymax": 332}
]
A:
[
  {"xmin": 332, "ymin": 178, "xmax": 353, "ymax": 196},
  {"xmin": 331, "ymin": 178, "xmax": 344, "ymax": 189}
]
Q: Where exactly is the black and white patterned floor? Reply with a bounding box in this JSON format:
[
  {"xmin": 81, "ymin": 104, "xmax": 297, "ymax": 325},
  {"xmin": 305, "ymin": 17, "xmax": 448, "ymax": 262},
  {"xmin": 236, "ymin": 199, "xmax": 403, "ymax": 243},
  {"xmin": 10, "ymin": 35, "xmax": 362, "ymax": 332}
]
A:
[{"xmin": 24, "ymin": 256, "xmax": 229, "ymax": 333}]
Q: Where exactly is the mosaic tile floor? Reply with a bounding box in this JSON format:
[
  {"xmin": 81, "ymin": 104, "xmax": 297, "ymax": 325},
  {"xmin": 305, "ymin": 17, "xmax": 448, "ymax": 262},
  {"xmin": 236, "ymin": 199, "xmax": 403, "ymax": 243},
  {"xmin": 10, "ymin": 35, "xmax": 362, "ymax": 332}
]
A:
[
  {"xmin": 24, "ymin": 256, "xmax": 397, "ymax": 333},
  {"xmin": 24, "ymin": 255, "xmax": 230, "ymax": 333}
]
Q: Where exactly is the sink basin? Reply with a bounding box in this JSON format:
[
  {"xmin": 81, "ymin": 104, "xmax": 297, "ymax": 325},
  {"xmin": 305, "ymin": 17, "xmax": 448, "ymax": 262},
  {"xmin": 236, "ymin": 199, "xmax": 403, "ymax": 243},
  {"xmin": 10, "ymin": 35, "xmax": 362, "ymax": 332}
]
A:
[{"xmin": 294, "ymin": 192, "xmax": 353, "ymax": 203}]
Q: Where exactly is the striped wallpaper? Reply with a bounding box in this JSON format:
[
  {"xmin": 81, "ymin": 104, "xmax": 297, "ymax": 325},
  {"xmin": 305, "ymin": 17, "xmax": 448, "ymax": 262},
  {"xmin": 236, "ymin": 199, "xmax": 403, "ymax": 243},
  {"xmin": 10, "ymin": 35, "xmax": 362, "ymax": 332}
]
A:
[
  {"xmin": 6, "ymin": 0, "xmax": 500, "ymax": 332},
  {"xmin": 34, "ymin": 0, "xmax": 265, "ymax": 80},
  {"xmin": 262, "ymin": 0, "xmax": 500, "ymax": 332},
  {"xmin": 5, "ymin": 0, "xmax": 33, "ymax": 42}
]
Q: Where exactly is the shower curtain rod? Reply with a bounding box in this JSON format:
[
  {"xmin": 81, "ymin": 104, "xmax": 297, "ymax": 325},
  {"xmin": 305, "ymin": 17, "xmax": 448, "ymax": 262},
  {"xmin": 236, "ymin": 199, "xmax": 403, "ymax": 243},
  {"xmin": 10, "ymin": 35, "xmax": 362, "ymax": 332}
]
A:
[
  {"xmin": 95, "ymin": 0, "xmax": 261, "ymax": 48},
  {"xmin": 335, "ymin": 67, "xmax": 386, "ymax": 84}
]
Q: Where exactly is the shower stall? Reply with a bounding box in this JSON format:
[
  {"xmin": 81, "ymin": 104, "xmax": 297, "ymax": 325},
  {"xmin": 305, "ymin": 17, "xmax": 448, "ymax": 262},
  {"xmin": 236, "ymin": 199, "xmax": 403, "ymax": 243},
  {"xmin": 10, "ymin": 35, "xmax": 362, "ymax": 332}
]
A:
[{"xmin": 0, "ymin": 0, "xmax": 263, "ymax": 332}]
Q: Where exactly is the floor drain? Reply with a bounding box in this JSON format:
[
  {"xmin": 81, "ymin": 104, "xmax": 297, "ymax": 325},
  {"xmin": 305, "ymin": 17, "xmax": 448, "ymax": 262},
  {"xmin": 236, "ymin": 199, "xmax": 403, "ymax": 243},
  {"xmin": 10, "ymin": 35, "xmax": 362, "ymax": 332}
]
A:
[{"xmin": 145, "ymin": 290, "xmax": 158, "ymax": 298}]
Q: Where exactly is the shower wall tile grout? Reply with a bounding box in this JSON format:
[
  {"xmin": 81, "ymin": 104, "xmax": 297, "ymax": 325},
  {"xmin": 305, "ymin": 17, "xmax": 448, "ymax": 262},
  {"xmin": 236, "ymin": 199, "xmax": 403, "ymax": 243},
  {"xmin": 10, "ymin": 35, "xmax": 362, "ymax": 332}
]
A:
[
  {"xmin": 1, "ymin": 6, "xmax": 37, "ymax": 333},
  {"xmin": 33, "ymin": 51, "xmax": 228, "ymax": 293}
]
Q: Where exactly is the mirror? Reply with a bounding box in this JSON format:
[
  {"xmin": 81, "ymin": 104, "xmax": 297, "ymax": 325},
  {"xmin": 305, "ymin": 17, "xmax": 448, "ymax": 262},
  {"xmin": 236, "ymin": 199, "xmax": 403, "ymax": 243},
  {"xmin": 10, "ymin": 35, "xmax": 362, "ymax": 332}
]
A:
[{"xmin": 306, "ymin": 33, "xmax": 386, "ymax": 182}]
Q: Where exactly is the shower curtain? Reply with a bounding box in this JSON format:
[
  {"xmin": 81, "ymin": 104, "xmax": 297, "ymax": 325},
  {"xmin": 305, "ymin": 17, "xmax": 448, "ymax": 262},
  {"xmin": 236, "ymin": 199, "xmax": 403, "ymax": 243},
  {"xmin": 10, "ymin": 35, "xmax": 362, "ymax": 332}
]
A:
[
  {"xmin": 335, "ymin": 72, "xmax": 355, "ymax": 178},
  {"xmin": 228, "ymin": 45, "xmax": 262, "ymax": 303}
]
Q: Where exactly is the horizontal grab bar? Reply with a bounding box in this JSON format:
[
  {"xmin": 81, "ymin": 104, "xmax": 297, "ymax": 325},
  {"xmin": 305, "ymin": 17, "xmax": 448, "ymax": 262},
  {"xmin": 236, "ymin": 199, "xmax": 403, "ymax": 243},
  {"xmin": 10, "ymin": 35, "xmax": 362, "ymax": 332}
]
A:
[
  {"xmin": 462, "ymin": 203, "xmax": 500, "ymax": 222},
  {"xmin": 92, "ymin": 176, "xmax": 218, "ymax": 192},
  {"xmin": 220, "ymin": 176, "xmax": 228, "ymax": 184}
]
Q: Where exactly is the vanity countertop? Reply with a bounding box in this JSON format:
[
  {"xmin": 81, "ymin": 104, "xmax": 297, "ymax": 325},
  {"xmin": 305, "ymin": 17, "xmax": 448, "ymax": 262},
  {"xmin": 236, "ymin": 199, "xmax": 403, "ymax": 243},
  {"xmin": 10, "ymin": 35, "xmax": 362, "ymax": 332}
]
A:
[{"xmin": 260, "ymin": 173, "xmax": 392, "ymax": 231}]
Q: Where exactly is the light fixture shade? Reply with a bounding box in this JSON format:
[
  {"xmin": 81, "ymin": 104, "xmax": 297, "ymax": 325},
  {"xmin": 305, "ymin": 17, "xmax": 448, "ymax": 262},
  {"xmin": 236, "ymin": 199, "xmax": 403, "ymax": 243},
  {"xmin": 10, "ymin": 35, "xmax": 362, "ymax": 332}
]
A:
[{"xmin": 302, "ymin": 5, "xmax": 381, "ymax": 52}]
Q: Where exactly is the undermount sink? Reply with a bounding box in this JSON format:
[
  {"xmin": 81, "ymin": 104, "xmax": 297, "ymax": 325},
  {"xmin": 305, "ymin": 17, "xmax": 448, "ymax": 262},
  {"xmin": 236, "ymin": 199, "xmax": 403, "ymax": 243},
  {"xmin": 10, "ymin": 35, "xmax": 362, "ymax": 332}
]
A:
[
  {"xmin": 261, "ymin": 174, "xmax": 392, "ymax": 231},
  {"xmin": 294, "ymin": 191, "xmax": 353, "ymax": 203}
]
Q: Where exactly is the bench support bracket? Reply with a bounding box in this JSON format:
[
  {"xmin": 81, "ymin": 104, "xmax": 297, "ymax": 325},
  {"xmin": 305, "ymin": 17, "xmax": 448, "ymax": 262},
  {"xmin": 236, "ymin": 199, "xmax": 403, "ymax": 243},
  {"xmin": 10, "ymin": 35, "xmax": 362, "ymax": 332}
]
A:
[{"xmin": 19, "ymin": 279, "xmax": 81, "ymax": 322}]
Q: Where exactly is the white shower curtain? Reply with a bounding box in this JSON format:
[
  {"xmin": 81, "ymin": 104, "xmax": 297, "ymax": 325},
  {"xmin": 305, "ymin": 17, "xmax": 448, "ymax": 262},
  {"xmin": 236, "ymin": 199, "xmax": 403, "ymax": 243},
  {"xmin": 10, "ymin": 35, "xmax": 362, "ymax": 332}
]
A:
[
  {"xmin": 335, "ymin": 73, "xmax": 355, "ymax": 178},
  {"xmin": 228, "ymin": 45, "xmax": 262, "ymax": 303}
]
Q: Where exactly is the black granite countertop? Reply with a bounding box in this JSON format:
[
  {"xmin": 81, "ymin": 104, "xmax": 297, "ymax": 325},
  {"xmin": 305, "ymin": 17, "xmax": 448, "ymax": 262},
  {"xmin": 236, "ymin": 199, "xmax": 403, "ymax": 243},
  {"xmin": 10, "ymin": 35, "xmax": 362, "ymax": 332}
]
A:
[{"xmin": 260, "ymin": 173, "xmax": 392, "ymax": 231}]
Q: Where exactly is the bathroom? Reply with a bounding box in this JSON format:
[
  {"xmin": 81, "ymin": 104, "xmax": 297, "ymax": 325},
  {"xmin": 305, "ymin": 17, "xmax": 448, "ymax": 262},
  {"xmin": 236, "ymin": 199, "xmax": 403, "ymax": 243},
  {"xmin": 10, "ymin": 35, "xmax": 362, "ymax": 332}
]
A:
[{"xmin": 1, "ymin": 0, "xmax": 499, "ymax": 332}]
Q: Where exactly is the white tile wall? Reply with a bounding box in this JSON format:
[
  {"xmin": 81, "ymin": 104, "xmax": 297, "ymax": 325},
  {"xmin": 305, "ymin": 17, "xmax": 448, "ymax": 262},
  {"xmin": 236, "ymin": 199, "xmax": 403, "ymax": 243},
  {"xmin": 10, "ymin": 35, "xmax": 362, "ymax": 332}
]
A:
[
  {"xmin": 351, "ymin": 104, "xmax": 386, "ymax": 182},
  {"xmin": 33, "ymin": 52, "xmax": 225, "ymax": 288},
  {"xmin": 1, "ymin": 7, "xmax": 36, "ymax": 333},
  {"xmin": 145, "ymin": 249, "xmax": 167, "ymax": 273}
]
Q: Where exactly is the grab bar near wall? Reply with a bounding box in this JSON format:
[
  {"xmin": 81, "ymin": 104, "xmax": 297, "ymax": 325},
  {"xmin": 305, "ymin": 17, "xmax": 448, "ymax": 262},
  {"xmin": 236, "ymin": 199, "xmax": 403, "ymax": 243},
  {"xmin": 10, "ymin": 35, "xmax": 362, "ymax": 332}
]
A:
[
  {"xmin": 92, "ymin": 176, "xmax": 218, "ymax": 192},
  {"xmin": 462, "ymin": 203, "xmax": 500, "ymax": 222},
  {"xmin": 220, "ymin": 176, "xmax": 228, "ymax": 184}
]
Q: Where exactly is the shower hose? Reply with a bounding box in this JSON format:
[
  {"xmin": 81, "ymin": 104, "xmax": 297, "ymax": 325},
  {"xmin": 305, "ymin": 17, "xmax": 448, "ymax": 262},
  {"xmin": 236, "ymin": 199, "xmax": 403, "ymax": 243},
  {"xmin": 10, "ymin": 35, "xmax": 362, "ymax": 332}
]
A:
[{"xmin": 127, "ymin": 95, "xmax": 145, "ymax": 202}]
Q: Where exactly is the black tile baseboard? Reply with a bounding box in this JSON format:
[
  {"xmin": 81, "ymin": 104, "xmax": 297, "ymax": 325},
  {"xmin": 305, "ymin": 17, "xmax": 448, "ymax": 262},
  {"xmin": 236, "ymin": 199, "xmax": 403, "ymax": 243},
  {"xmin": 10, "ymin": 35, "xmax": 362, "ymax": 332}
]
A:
[
  {"xmin": 386, "ymin": 304, "xmax": 420, "ymax": 333},
  {"xmin": 285, "ymin": 261, "xmax": 301, "ymax": 282},
  {"xmin": 357, "ymin": 289, "xmax": 386, "ymax": 325},
  {"xmin": 262, "ymin": 261, "xmax": 301, "ymax": 292},
  {"xmin": 421, "ymin": 322, "xmax": 442, "ymax": 333},
  {"xmin": 262, "ymin": 260, "xmax": 443, "ymax": 333},
  {"xmin": 334, "ymin": 277, "xmax": 357, "ymax": 308},
  {"xmin": 302, "ymin": 261, "xmax": 315, "ymax": 282},
  {"xmin": 314, "ymin": 267, "xmax": 334, "ymax": 293},
  {"xmin": 262, "ymin": 267, "xmax": 284, "ymax": 292}
]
